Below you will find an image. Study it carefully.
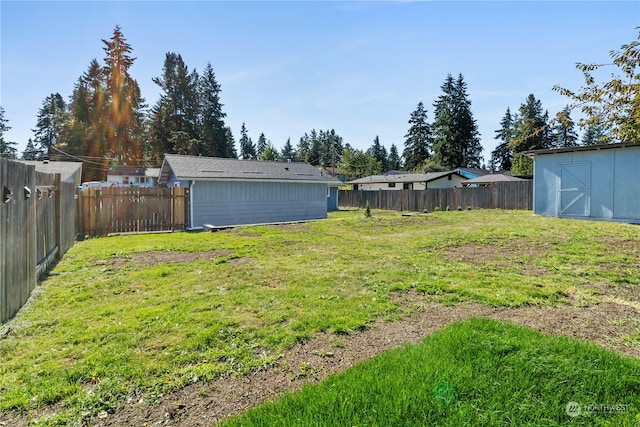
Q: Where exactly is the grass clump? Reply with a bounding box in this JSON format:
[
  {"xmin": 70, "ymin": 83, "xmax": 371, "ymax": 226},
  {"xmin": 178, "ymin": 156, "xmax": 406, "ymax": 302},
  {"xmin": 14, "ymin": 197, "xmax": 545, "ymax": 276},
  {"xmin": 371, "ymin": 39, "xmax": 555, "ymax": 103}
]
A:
[{"xmin": 219, "ymin": 318, "xmax": 640, "ymax": 426}]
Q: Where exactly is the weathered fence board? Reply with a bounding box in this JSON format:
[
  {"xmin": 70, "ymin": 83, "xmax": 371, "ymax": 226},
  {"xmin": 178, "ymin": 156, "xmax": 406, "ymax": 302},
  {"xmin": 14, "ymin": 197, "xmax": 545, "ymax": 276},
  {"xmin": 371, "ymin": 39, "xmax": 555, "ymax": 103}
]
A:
[
  {"xmin": 1, "ymin": 159, "xmax": 37, "ymax": 323},
  {"xmin": 339, "ymin": 181, "xmax": 533, "ymax": 212},
  {"xmin": 79, "ymin": 187, "xmax": 189, "ymax": 237}
]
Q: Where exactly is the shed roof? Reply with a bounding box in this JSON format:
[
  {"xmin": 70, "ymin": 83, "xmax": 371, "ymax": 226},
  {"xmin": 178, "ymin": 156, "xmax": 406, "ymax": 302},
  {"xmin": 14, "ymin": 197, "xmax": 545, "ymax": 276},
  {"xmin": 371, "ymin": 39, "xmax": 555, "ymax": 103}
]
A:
[
  {"xmin": 526, "ymin": 142, "xmax": 640, "ymax": 157},
  {"xmin": 159, "ymin": 155, "xmax": 341, "ymax": 185},
  {"xmin": 461, "ymin": 174, "xmax": 528, "ymax": 185},
  {"xmin": 17, "ymin": 160, "xmax": 82, "ymax": 182},
  {"xmin": 348, "ymin": 171, "xmax": 463, "ymax": 184}
]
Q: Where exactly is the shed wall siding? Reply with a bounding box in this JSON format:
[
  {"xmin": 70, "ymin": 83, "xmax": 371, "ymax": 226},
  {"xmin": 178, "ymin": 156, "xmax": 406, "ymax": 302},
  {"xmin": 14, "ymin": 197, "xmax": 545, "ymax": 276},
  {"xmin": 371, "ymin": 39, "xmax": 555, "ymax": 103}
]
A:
[
  {"xmin": 533, "ymin": 146, "xmax": 640, "ymax": 222},
  {"xmin": 191, "ymin": 181, "xmax": 327, "ymax": 227}
]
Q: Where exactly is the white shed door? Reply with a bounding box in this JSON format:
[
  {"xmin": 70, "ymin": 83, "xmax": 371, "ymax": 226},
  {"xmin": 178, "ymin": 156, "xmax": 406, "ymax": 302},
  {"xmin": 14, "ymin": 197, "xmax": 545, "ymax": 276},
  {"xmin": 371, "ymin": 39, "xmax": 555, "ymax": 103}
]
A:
[{"xmin": 559, "ymin": 163, "xmax": 590, "ymax": 217}]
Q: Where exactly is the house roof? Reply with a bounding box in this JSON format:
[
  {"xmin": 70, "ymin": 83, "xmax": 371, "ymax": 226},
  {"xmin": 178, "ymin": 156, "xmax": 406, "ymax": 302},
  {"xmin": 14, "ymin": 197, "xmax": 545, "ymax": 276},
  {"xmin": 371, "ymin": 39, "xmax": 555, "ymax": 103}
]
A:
[
  {"xmin": 461, "ymin": 174, "xmax": 528, "ymax": 185},
  {"xmin": 159, "ymin": 155, "xmax": 342, "ymax": 185},
  {"xmin": 348, "ymin": 171, "xmax": 464, "ymax": 184},
  {"xmin": 525, "ymin": 142, "xmax": 640, "ymax": 157},
  {"xmin": 454, "ymin": 167, "xmax": 491, "ymax": 178},
  {"xmin": 145, "ymin": 168, "xmax": 160, "ymax": 178},
  {"xmin": 17, "ymin": 160, "xmax": 82, "ymax": 183},
  {"xmin": 107, "ymin": 167, "xmax": 160, "ymax": 178}
]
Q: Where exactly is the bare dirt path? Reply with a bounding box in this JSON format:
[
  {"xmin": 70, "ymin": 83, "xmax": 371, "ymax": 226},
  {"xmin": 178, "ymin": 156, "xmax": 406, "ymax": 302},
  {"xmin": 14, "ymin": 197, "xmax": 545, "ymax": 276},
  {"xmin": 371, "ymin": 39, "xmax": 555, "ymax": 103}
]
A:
[
  {"xmin": 2, "ymin": 293, "xmax": 639, "ymax": 427},
  {"xmin": 89, "ymin": 295, "xmax": 640, "ymax": 427}
]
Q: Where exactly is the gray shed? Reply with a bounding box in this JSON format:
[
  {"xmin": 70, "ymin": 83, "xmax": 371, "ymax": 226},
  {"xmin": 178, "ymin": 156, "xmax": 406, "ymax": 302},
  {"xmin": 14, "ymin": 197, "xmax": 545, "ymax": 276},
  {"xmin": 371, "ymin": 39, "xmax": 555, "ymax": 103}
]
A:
[
  {"xmin": 528, "ymin": 143, "xmax": 640, "ymax": 223},
  {"xmin": 159, "ymin": 155, "xmax": 341, "ymax": 228}
]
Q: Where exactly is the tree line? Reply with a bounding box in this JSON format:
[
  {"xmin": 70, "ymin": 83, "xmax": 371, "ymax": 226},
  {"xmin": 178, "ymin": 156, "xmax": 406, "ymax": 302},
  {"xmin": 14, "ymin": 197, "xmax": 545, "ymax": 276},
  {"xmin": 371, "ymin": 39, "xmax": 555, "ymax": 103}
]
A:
[{"xmin": 0, "ymin": 26, "xmax": 638, "ymax": 180}]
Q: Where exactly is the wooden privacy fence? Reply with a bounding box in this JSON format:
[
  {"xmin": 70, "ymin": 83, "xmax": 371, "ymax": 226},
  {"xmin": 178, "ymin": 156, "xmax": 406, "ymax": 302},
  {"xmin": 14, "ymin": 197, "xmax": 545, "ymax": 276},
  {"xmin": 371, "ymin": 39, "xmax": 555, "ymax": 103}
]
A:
[
  {"xmin": 339, "ymin": 181, "xmax": 533, "ymax": 212},
  {"xmin": 1, "ymin": 158, "xmax": 77, "ymax": 323},
  {"xmin": 79, "ymin": 186, "xmax": 189, "ymax": 237}
]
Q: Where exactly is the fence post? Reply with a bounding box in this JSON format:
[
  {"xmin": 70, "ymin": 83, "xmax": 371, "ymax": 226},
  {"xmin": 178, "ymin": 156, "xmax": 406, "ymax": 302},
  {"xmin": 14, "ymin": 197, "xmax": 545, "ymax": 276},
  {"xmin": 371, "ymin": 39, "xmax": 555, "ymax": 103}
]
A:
[
  {"xmin": 453, "ymin": 186, "xmax": 457, "ymax": 210},
  {"xmin": 489, "ymin": 182, "xmax": 494, "ymax": 209},
  {"xmin": 54, "ymin": 173, "xmax": 62, "ymax": 260}
]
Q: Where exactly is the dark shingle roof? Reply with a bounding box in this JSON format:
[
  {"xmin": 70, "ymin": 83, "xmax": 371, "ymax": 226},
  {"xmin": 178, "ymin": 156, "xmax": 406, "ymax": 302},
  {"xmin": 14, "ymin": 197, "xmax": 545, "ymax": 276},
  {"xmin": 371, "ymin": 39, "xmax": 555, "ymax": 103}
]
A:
[
  {"xmin": 348, "ymin": 171, "xmax": 463, "ymax": 184},
  {"xmin": 461, "ymin": 174, "xmax": 528, "ymax": 185},
  {"xmin": 160, "ymin": 155, "xmax": 341, "ymax": 185}
]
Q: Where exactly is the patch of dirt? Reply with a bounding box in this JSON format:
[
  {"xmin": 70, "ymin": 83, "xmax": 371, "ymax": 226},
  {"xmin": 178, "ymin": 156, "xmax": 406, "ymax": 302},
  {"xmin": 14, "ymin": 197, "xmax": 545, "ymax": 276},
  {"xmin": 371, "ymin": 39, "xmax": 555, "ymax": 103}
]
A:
[
  {"xmin": 106, "ymin": 250, "xmax": 235, "ymax": 268},
  {"xmin": 442, "ymin": 238, "xmax": 560, "ymax": 275},
  {"xmin": 3, "ymin": 279, "xmax": 640, "ymax": 427}
]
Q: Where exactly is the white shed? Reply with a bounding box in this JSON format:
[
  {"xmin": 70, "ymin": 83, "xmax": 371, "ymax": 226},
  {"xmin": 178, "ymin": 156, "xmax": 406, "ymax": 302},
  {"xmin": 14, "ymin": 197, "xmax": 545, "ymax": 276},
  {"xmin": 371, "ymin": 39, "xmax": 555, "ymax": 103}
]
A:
[{"xmin": 528, "ymin": 143, "xmax": 640, "ymax": 223}]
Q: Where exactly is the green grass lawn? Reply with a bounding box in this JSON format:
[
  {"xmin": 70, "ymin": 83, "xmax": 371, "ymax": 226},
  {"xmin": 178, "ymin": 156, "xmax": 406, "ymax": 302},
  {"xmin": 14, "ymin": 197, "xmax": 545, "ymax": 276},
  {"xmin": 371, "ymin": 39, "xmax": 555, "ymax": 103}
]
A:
[
  {"xmin": 1, "ymin": 209, "xmax": 639, "ymax": 425},
  {"xmin": 219, "ymin": 318, "xmax": 640, "ymax": 427}
]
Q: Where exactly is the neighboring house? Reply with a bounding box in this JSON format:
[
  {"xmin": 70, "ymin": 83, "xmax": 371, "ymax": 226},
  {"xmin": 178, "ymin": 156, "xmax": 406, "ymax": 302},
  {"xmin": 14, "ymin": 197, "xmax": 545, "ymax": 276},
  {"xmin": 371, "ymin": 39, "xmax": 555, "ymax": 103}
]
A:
[
  {"xmin": 453, "ymin": 167, "xmax": 491, "ymax": 180},
  {"xmin": 17, "ymin": 160, "xmax": 83, "ymax": 185},
  {"xmin": 461, "ymin": 174, "xmax": 528, "ymax": 187},
  {"xmin": 106, "ymin": 167, "xmax": 160, "ymax": 187},
  {"xmin": 347, "ymin": 171, "xmax": 466, "ymax": 191},
  {"xmin": 158, "ymin": 155, "xmax": 342, "ymax": 228},
  {"xmin": 319, "ymin": 166, "xmax": 356, "ymax": 183},
  {"xmin": 528, "ymin": 143, "xmax": 640, "ymax": 223}
]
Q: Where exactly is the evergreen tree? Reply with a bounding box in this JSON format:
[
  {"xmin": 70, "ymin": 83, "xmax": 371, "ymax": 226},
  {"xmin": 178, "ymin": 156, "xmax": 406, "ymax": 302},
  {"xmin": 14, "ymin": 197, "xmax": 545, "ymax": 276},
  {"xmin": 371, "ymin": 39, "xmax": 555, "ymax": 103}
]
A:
[
  {"xmin": 150, "ymin": 52, "xmax": 199, "ymax": 159},
  {"xmin": 553, "ymin": 106, "xmax": 579, "ymax": 147},
  {"xmin": 32, "ymin": 93, "xmax": 66, "ymax": 159},
  {"xmin": 66, "ymin": 59, "xmax": 109, "ymax": 171},
  {"xmin": 581, "ymin": 124, "xmax": 609, "ymax": 146},
  {"xmin": 308, "ymin": 130, "xmax": 322, "ymax": 165},
  {"xmin": 490, "ymin": 108, "xmax": 515, "ymax": 171},
  {"xmin": 0, "ymin": 107, "xmax": 17, "ymax": 159},
  {"xmin": 367, "ymin": 135, "xmax": 388, "ymax": 172},
  {"xmin": 340, "ymin": 145, "xmax": 380, "ymax": 177},
  {"xmin": 259, "ymin": 142, "xmax": 280, "ymax": 161},
  {"xmin": 101, "ymin": 25, "xmax": 146, "ymax": 165},
  {"xmin": 22, "ymin": 139, "xmax": 39, "ymax": 160},
  {"xmin": 387, "ymin": 143, "xmax": 401, "ymax": 171},
  {"xmin": 224, "ymin": 126, "xmax": 238, "ymax": 158},
  {"xmin": 293, "ymin": 129, "xmax": 344, "ymax": 165},
  {"xmin": 199, "ymin": 62, "xmax": 228, "ymax": 157},
  {"xmin": 256, "ymin": 133, "xmax": 267, "ymax": 157},
  {"xmin": 295, "ymin": 133, "xmax": 310, "ymax": 162},
  {"xmin": 510, "ymin": 94, "xmax": 553, "ymax": 175},
  {"xmin": 239, "ymin": 123, "xmax": 256, "ymax": 159},
  {"xmin": 281, "ymin": 137, "xmax": 295, "ymax": 161},
  {"xmin": 431, "ymin": 74, "xmax": 482, "ymax": 169},
  {"xmin": 403, "ymin": 102, "xmax": 432, "ymax": 170}
]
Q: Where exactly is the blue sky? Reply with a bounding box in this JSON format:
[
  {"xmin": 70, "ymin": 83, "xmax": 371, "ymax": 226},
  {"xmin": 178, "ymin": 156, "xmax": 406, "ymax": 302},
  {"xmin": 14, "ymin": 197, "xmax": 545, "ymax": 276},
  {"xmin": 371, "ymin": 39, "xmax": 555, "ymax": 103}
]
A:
[{"xmin": 1, "ymin": 1, "xmax": 639, "ymax": 163}]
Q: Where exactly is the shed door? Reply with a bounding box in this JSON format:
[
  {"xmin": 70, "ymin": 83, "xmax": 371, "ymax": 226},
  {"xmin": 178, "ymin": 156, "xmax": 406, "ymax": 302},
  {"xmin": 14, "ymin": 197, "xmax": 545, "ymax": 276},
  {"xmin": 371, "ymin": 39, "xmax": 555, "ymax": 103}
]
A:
[{"xmin": 559, "ymin": 163, "xmax": 590, "ymax": 217}]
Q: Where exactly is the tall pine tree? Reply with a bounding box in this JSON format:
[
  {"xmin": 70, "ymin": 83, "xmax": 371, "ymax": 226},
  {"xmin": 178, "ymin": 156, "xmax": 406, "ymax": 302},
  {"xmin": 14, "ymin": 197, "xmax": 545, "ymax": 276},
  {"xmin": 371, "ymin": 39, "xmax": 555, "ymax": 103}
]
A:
[
  {"xmin": 199, "ymin": 62, "xmax": 229, "ymax": 157},
  {"xmin": 281, "ymin": 137, "xmax": 295, "ymax": 161},
  {"xmin": 256, "ymin": 133, "xmax": 267, "ymax": 158},
  {"xmin": 490, "ymin": 107, "xmax": 515, "ymax": 171},
  {"xmin": 403, "ymin": 102, "xmax": 432, "ymax": 171},
  {"xmin": 367, "ymin": 135, "xmax": 388, "ymax": 172},
  {"xmin": 150, "ymin": 52, "xmax": 199, "ymax": 160},
  {"xmin": 510, "ymin": 94, "xmax": 553, "ymax": 175},
  {"xmin": 387, "ymin": 143, "xmax": 401, "ymax": 171},
  {"xmin": 101, "ymin": 25, "xmax": 146, "ymax": 165},
  {"xmin": 553, "ymin": 106, "xmax": 579, "ymax": 147},
  {"xmin": 0, "ymin": 107, "xmax": 17, "ymax": 159},
  {"xmin": 33, "ymin": 93, "xmax": 66, "ymax": 159},
  {"xmin": 581, "ymin": 124, "xmax": 609, "ymax": 145},
  {"xmin": 239, "ymin": 123, "xmax": 256, "ymax": 159},
  {"xmin": 431, "ymin": 74, "xmax": 482, "ymax": 169}
]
